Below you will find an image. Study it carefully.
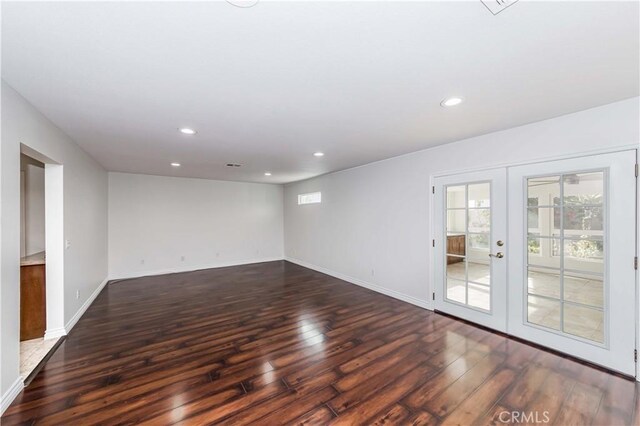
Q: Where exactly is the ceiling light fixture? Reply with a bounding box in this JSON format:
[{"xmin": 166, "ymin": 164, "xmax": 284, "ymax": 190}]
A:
[
  {"xmin": 171, "ymin": 162, "xmax": 181, "ymax": 167},
  {"xmin": 179, "ymin": 128, "xmax": 196, "ymax": 135},
  {"xmin": 313, "ymin": 152, "xmax": 325, "ymax": 157},
  {"xmin": 264, "ymin": 172, "xmax": 272, "ymax": 176},
  {"xmin": 441, "ymin": 97, "xmax": 464, "ymax": 107}
]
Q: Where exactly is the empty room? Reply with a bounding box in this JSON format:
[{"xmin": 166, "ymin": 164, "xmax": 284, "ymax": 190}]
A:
[{"xmin": 0, "ymin": 1, "xmax": 639, "ymax": 424}]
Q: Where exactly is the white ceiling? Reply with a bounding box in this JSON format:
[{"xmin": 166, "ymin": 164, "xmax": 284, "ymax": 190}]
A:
[{"xmin": 2, "ymin": 1, "xmax": 638, "ymax": 184}]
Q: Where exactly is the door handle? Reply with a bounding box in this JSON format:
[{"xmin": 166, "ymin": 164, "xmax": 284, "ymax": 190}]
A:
[{"xmin": 489, "ymin": 252, "xmax": 504, "ymax": 259}]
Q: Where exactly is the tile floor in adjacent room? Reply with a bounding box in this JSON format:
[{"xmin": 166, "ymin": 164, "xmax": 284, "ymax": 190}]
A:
[
  {"xmin": 446, "ymin": 261, "xmax": 603, "ymax": 342},
  {"xmin": 20, "ymin": 337, "xmax": 60, "ymax": 379}
]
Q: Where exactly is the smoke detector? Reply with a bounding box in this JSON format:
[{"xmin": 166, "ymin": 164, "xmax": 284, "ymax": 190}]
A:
[{"xmin": 481, "ymin": 0, "xmax": 519, "ymax": 15}]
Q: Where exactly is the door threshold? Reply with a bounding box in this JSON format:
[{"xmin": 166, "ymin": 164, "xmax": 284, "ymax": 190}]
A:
[
  {"xmin": 434, "ymin": 310, "xmax": 636, "ymax": 381},
  {"xmin": 22, "ymin": 336, "xmax": 66, "ymax": 387}
]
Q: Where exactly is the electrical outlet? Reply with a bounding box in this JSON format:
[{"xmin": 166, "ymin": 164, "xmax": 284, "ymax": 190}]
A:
[
  {"xmin": 76, "ymin": 290, "xmax": 80, "ymax": 300},
  {"xmin": 181, "ymin": 256, "xmax": 185, "ymax": 262},
  {"xmin": 141, "ymin": 259, "xmax": 145, "ymax": 265},
  {"xmin": 371, "ymin": 269, "xmax": 375, "ymax": 276},
  {"xmin": 65, "ymin": 239, "xmax": 71, "ymax": 249}
]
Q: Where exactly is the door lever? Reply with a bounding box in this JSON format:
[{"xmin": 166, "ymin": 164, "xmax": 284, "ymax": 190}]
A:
[{"xmin": 488, "ymin": 252, "xmax": 504, "ymax": 259}]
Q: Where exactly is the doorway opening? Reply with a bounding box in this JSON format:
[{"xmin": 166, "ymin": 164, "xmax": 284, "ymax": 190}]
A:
[{"xmin": 19, "ymin": 145, "xmax": 65, "ymax": 383}]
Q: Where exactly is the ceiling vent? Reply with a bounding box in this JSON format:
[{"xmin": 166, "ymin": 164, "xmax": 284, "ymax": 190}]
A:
[
  {"xmin": 226, "ymin": 0, "xmax": 259, "ymax": 8},
  {"xmin": 226, "ymin": 163, "xmax": 242, "ymax": 168},
  {"xmin": 481, "ymin": 0, "xmax": 519, "ymax": 15}
]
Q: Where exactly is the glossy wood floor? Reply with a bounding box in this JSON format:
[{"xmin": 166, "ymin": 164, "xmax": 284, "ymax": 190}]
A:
[{"xmin": 3, "ymin": 261, "xmax": 639, "ymax": 425}]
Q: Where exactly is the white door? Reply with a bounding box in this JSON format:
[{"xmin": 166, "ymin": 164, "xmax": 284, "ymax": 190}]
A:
[
  {"xmin": 507, "ymin": 150, "xmax": 637, "ymax": 376},
  {"xmin": 434, "ymin": 168, "xmax": 508, "ymax": 332}
]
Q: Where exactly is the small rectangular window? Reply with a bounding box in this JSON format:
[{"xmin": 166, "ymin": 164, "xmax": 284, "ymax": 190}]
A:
[{"xmin": 298, "ymin": 192, "xmax": 321, "ymax": 205}]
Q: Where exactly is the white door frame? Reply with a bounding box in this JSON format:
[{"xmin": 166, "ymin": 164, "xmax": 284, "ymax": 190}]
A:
[
  {"xmin": 20, "ymin": 143, "xmax": 66, "ymax": 341},
  {"xmin": 429, "ymin": 145, "xmax": 638, "ymax": 378}
]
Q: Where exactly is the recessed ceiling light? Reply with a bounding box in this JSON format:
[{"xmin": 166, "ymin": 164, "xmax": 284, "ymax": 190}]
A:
[
  {"xmin": 171, "ymin": 162, "xmax": 181, "ymax": 167},
  {"xmin": 441, "ymin": 97, "xmax": 464, "ymax": 107},
  {"xmin": 264, "ymin": 172, "xmax": 272, "ymax": 176},
  {"xmin": 179, "ymin": 128, "xmax": 196, "ymax": 135},
  {"xmin": 313, "ymin": 152, "xmax": 325, "ymax": 157}
]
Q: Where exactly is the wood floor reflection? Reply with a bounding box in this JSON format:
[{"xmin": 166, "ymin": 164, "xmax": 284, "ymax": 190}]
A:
[{"xmin": 2, "ymin": 261, "xmax": 638, "ymax": 425}]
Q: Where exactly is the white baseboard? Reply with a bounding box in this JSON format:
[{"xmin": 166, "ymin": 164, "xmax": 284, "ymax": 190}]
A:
[
  {"xmin": 2, "ymin": 277, "xmax": 109, "ymax": 414},
  {"xmin": 44, "ymin": 327, "xmax": 66, "ymax": 340},
  {"xmin": 1, "ymin": 376, "xmax": 24, "ymax": 415},
  {"xmin": 108, "ymin": 257, "xmax": 284, "ymax": 282},
  {"xmin": 285, "ymin": 257, "xmax": 432, "ymax": 310},
  {"xmin": 64, "ymin": 277, "xmax": 109, "ymax": 334}
]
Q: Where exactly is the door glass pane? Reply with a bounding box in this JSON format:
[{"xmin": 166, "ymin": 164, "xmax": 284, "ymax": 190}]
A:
[
  {"xmin": 446, "ymin": 258, "xmax": 466, "ymax": 281},
  {"xmin": 447, "ymin": 186, "xmax": 466, "ymax": 208},
  {"xmin": 528, "ymin": 176, "xmax": 560, "ymax": 206},
  {"xmin": 446, "ymin": 278, "xmax": 466, "ymax": 304},
  {"xmin": 468, "ymin": 261, "xmax": 490, "ymax": 285},
  {"xmin": 468, "ymin": 283, "xmax": 490, "ymax": 311},
  {"xmin": 563, "ymin": 206, "xmax": 603, "ymax": 232},
  {"xmin": 564, "ymin": 304, "xmax": 604, "ymax": 343},
  {"xmin": 527, "ymin": 267, "xmax": 561, "ymax": 299},
  {"xmin": 527, "ymin": 295, "xmax": 561, "ymax": 331},
  {"xmin": 527, "ymin": 237, "xmax": 561, "ymax": 269},
  {"xmin": 444, "ymin": 182, "xmax": 491, "ymax": 312},
  {"xmin": 468, "ymin": 183, "xmax": 490, "ymax": 207},
  {"xmin": 468, "ymin": 209, "xmax": 490, "ymax": 233},
  {"xmin": 525, "ymin": 171, "xmax": 606, "ymax": 344},
  {"xmin": 446, "ymin": 235, "xmax": 466, "ymax": 257},
  {"xmin": 527, "ymin": 207, "xmax": 555, "ymax": 237},
  {"xmin": 468, "ymin": 233, "xmax": 489, "ymax": 250},
  {"xmin": 563, "ymin": 172, "xmax": 603, "ymax": 205},
  {"xmin": 447, "ymin": 210, "xmax": 466, "ymax": 234},
  {"xmin": 564, "ymin": 238, "xmax": 604, "ymax": 275},
  {"xmin": 563, "ymin": 273, "xmax": 603, "ymax": 308}
]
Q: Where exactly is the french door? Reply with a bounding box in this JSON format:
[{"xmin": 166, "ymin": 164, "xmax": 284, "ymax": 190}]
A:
[
  {"xmin": 508, "ymin": 151, "xmax": 636, "ymax": 375},
  {"xmin": 433, "ymin": 168, "xmax": 508, "ymax": 332},
  {"xmin": 434, "ymin": 150, "xmax": 637, "ymax": 376}
]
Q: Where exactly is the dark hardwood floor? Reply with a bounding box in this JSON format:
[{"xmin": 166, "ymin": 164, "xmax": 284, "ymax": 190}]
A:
[{"xmin": 2, "ymin": 260, "xmax": 639, "ymax": 425}]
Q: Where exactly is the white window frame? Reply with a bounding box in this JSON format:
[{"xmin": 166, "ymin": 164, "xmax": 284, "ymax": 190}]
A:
[{"xmin": 298, "ymin": 192, "xmax": 321, "ymax": 205}]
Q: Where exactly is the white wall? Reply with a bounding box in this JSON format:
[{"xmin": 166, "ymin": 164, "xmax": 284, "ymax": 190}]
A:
[
  {"xmin": 108, "ymin": 172, "xmax": 284, "ymax": 279},
  {"xmin": 1, "ymin": 81, "xmax": 108, "ymax": 408},
  {"xmin": 284, "ymin": 97, "xmax": 640, "ymax": 308},
  {"xmin": 20, "ymin": 156, "xmax": 45, "ymax": 256}
]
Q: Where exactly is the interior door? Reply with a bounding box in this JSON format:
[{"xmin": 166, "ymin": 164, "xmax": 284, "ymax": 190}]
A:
[
  {"xmin": 434, "ymin": 168, "xmax": 508, "ymax": 332},
  {"xmin": 507, "ymin": 150, "xmax": 637, "ymax": 376}
]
